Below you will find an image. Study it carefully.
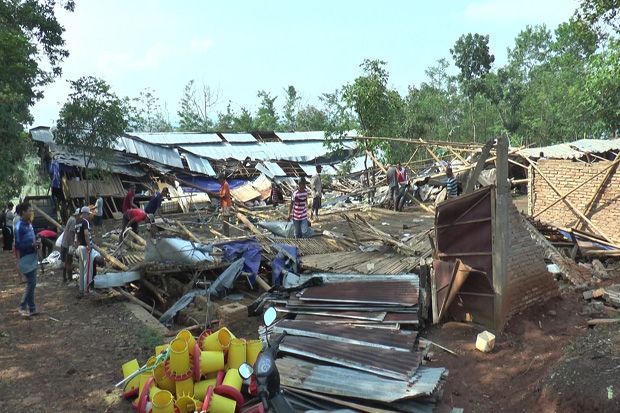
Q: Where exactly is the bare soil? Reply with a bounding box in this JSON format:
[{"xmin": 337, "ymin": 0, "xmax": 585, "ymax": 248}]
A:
[{"xmin": 0, "ymin": 250, "xmax": 260, "ymax": 412}]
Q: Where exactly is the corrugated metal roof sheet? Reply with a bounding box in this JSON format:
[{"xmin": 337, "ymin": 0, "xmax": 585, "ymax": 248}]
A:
[
  {"xmin": 299, "ymin": 280, "xmax": 418, "ymax": 306},
  {"xmin": 115, "ymin": 136, "xmax": 183, "ymax": 168},
  {"xmin": 221, "ymin": 132, "xmax": 256, "ymax": 143},
  {"xmin": 30, "ymin": 127, "xmax": 54, "ymax": 143},
  {"xmin": 128, "ymin": 132, "xmax": 222, "ymax": 145},
  {"xmin": 276, "ymin": 131, "xmax": 326, "ymax": 141},
  {"xmin": 256, "ymin": 161, "xmax": 286, "ymax": 178},
  {"xmin": 519, "ymin": 138, "xmax": 620, "ymax": 159},
  {"xmin": 280, "ymin": 335, "xmax": 421, "ymax": 381},
  {"xmin": 277, "ymin": 358, "xmax": 444, "ymax": 403},
  {"xmin": 183, "ymin": 151, "xmax": 216, "ymax": 176}
]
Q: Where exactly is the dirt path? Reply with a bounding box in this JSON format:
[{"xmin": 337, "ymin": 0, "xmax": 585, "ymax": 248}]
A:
[{"xmin": 0, "ymin": 251, "xmax": 154, "ymax": 412}]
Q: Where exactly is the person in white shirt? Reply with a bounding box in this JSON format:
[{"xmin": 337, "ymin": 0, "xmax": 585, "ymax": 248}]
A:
[{"xmin": 309, "ymin": 165, "xmax": 323, "ymax": 220}]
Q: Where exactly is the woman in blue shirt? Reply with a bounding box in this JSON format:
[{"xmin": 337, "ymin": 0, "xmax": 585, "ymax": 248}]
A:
[{"xmin": 14, "ymin": 203, "xmax": 40, "ymax": 316}]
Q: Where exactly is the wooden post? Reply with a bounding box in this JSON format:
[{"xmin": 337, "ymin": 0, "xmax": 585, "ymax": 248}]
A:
[
  {"xmin": 124, "ymin": 228, "xmax": 147, "ymax": 246},
  {"xmin": 32, "ymin": 204, "xmax": 62, "ymax": 230},
  {"xmin": 464, "ymin": 138, "xmax": 495, "ymax": 194},
  {"xmin": 580, "ymin": 151, "xmax": 620, "ymax": 225},
  {"xmin": 93, "ymin": 245, "xmax": 128, "ymax": 271},
  {"xmin": 173, "ymin": 219, "xmax": 203, "ymax": 243},
  {"xmin": 365, "ymin": 150, "xmax": 387, "ymax": 173},
  {"xmin": 492, "ymin": 135, "xmax": 510, "ymax": 331},
  {"xmin": 525, "ymin": 157, "xmax": 611, "ymax": 241}
]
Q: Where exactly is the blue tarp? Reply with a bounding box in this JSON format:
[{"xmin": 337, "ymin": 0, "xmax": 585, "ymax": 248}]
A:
[
  {"xmin": 271, "ymin": 243, "xmax": 299, "ymax": 287},
  {"xmin": 177, "ymin": 174, "xmax": 248, "ymax": 193},
  {"xmin": 218, "ymin": 238, "xmax": 262, "ymax": 285}
]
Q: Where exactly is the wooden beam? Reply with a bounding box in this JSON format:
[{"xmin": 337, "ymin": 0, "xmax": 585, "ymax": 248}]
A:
[
  {"xmin": 580, "ymin": 150, "xmax": 620, "ymax": 225},
  {"xmin": 493, "ymin": 135, "xmax": 510, "ymax": 331},
  {"xmin": 32, "ymin": 204, "xmax": 62, "ymax": 231},
  {"xmin": 173, "ymin": 219, "xmax": 203, "ymax": 243},
  {"xmin": 365, "ymin": 150, "xmax": 387, "ymax": 173},
  {"xmin": 525, "ymin": 156, "xmax": 612, "ymax": 241}
]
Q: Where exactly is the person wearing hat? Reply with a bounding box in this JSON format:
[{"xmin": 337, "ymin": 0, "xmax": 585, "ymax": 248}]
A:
[
  {"xmin": 309, "ymin": 165, "xmax": 323, "ymax": 220},
  {"xmin": 60, "ymin": 207, "xmax": 80, "ymax": 283},
  {"xmin": 218, "ymin": 173, "xmax": 232, "ymax": 236},
  {"xmin": 288, "ymin": 177, "xmax": 309, "ymax": 238}
]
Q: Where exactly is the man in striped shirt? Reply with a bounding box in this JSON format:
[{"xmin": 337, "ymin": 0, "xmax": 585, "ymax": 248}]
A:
[
  {"xmin": 288, "ymin": 177, "xmax": 309, "ymax": 238},
  {"xmin": 446, "ymin": 166, "xmax": 459, "ymax": 199}
]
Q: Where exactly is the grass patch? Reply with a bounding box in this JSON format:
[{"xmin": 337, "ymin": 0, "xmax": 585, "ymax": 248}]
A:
[{"xmin": 136, "ymin": 326, "xmax": 164, "ymax": 350}]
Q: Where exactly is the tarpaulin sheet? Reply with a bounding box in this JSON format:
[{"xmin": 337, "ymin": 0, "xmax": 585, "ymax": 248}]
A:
[
  {"xmin": 219, "ymin": 238, "xmax": 262, "ymax": 285},
  {"xmin": 272, "ymin": 244, "xmax": 299, "ymax": 287},
  {"xmin": 176, "ymin": 174, "xmax": 248, "ymax": 193},
  {"xmin": 145, "ymin": 238, "xmax": 214, "ymax": 265}
]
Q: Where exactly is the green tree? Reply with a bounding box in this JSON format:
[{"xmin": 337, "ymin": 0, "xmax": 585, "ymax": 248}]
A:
[
  {"xmin": 585, "ymin": 37, "xmax": 620, "ymax": 135},
  {"xmin": 282, "ymin": 85, "xmax": 300, "ymax": 130},
  {"xmin": 0, "ymin": 0, "xmax": 74, "ymax": 200},
  {"xmin": 254, "ymin": 90, "xmax": 279, "ymax": 130},
  {"xmin": 450, "ymin": 33, "xmax": 495, "ymax": 141},
  {"xmin": 126, "ymin": 88, "xmax": 172, "ymax": 132},
  {"xmin": 576, "ymin": 0, "xmax": 620, "ymax": 34},
  {"xmin": 232, "ymin": 107, "xmax": 255, "ymax": 131},
  {"xmin": 215, "ymin": 101, "xmax": 236, "ymax": 131},
  {"xmin": 55, "ymin": 76, "xmax": 127, "ymax": 200},
  {"xmin": 177, "ymin": 80, "xmax": 217, "ymax": 132},
  {"xmin": 296, "ymin": 104, "xmax": 328, "ymax": 131}
]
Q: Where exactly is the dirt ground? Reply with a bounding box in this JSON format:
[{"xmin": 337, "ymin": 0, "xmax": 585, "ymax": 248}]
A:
[
  {"xmin": 428, "ymin": 290, "xmax": 620, "ymax": 413},
  {"xmin": 0, "ymin": 250, "xmax": 259, "ymax": 412}
]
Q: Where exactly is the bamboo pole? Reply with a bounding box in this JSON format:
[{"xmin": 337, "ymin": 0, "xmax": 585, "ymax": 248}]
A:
[{"xmin": 524, "ymin": 156, "xmax": 611, "ymax": 241}]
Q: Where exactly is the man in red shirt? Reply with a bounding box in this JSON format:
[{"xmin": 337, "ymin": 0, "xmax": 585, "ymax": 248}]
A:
[
  {"xmin": 120, "ymin": 208, "xmax": 151, "ymax": 241},
  {"xmin": 122, "ymin": 184, "xmax": 138, "ymax": 213},
  {"xmin": 219, "ymin": 174, "xmax": 232, "ymax": 236}
]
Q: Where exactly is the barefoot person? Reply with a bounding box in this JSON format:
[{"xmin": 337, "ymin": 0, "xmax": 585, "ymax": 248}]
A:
[{"xmin": 14, "ymin": 203, "xmax": 40, "ymax": 316}]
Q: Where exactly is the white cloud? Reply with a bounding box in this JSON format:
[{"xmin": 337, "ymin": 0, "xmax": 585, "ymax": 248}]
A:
[{"xmin": 464, "ymin": 0, "xmax": 578, "ymax": 25}]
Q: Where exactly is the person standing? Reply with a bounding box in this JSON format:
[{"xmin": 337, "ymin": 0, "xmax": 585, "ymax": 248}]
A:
[
  {"xmin": 446, "ymin": 166, "xmax": 459, "ymax": 199},
  {"xmin": 94, "ymin": 193, "xmax": 104, "ymax": 228},
  {"xmin": 395, "ymin": 163, "xmax": 409, "ymax": 211},
  {"xmin": 75, "ymin": 206, "xmax": 93, "ymax": 295},
  {"xmin": 219, "ymin": 174, "xmax": 232, "ymax": 237},
  {"xmin": 49, "ymin": 157, "xmax": 63, "ymax": 214},
  {"xmin": 289, "ymin": 177, "xmax": 309, "ymax": 238},
  {"xmin": 144, "ymin": 187, "xmax": 170, "ymax": 216},
  {"xmin": 386, "ymin": 164, "xmax": 398, "ymax": 211},
  {"xmin": 122, "ymin": 184, "xmax": 138, "ymax": 213},
  {"xmin": 61, "ymin": 208, "xmax": 79, "ymax": 283},
  {"xmin": 14, "ymin": 203, "xmax": 39, "ymax": 316},
  {"xmin": 3, "ymin": 202, "xmax": 14, "ymax": 251},
  {"xmin": 309, "ymin": 165, "xmax": 323, "ymax": 220},
  {"xmin": 270, "ymin": 181, "xmax": 284, "ymax": 207}
]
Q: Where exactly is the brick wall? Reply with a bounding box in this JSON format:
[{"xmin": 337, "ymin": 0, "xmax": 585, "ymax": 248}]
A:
[
  {"xmin": 504, "ymin": 203, "xmax": 559, "ymax": 318},
  {"xmin": 529, "ymin": 159, "xmax": 620, "ymax": 243}
]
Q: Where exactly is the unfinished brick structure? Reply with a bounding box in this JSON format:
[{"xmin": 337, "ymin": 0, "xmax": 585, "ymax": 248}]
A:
[{"xmin": 528, "ymin": 159, "xmax": 620, "ymax": 243}]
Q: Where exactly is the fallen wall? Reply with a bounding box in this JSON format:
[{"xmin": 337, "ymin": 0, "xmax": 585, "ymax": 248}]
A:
[
  {"xmin": 529, "ymin": 159, "xmax": 620, "ymax": 242},
  {"xmin": 504, "ymin": 203, "xmax": 559, "ymax": 317}
]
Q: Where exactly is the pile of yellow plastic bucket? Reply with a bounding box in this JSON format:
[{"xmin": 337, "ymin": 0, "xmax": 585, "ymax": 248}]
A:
[{"xmin": 121, "ymin": 327, "xmax": 263, "ymax": 413}]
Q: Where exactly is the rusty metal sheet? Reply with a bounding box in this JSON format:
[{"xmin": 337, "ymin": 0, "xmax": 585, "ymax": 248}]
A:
[
  {"xmin": 279, "ymin": 335, "xmax": 421, "ymax": 381},
  {"xmin": 273, "ymin": 320, "xmax": 416, "ymax": 351},
  {"xmin": 277, "ymin": 357, "xmax": 444, "ymax": 403},
  {"xmin": 383, "ymin": 312, "xmax": 419, "ymax": 324},
  {"xmin": 299, "ymin": 281, "xmax": 418, "ymax": 306}
]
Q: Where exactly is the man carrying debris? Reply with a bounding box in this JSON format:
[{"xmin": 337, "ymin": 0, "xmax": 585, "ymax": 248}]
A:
[
  {"xmin": 219, "ymin": 173, "xmax": 232, "ymax": 236},
  {"xmin": 289, "ymin": 177, "xmax": 309, "ymax": 238},
  {"xmin": 144, "ymin": 187, "xmax": 170, "ymax": 216},
  {"xmin": 386, "ymin": 164, "xmax": 399, "ymax": 210},
  {"xmin": 61, "ymin": 208, "xmax": 79, "ymax": 283},
  {"xmin": 122, "ymin": 184, "xmax": 138, "ymax": 213},
  {"xmin": 309, "ymin": 165, "xmax": 323, "ymax": 220},
  {"xmin": 120, "ymin": 208, "xmax": 152, "ymax": 239},
  {"xmin": 446, "ymin": 166, "xmax": 459, "ymax": 199}
]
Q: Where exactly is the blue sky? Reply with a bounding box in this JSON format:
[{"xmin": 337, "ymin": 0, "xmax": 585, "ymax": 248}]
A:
[{"xmin": 31, "ymin": 0, "xmax": 578, "ymax": 126}]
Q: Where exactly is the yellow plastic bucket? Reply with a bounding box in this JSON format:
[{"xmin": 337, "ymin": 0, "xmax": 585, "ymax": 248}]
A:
[
  {"xmin": 170, "ymin": 338, "xmax": 190, "ymax": 375},
  {"xmin": 176, "ymin": 329, "xmax": 197, "ymax": 357},
  {"xmin": 209, "ymin": 393, "xmax": 236, "ymax": 413},
  {"xmin": 246, "ymin": 340, "xmax": 262, "ymax": 366},
  {"xmin": 201, "ymin": 328, "xmax": 233, "ymax": 351},
  {"xmin": 153, "ymin": 363, "xmax": 175, "ymax": 393},
  {"xmin": 137, "ymin": 373, "xmax": 153, "ymax": 400},
  {"xmin": 199, "ymin": 350, "xmax": 225, "ymax": 375},
  {"xmin": 149, "ymin": 384, "xmax": 162, "ymax": 400},
  {"xmin": 121, "ymin": 359, "xmax": 141, "ymax": 392},
  {"xmin": 175, "ymin": 395, "xmax": 198, "ymax": 413},
  {"xmin": 193, "ymin": 378, "xmax": 217, "ymax": 401},
  {"xmin": 222, "ymin": 369, "xmax": 243, "ymax": 391},
  {"xmin": 227, "ymin": 338, "xmax": 246, "ymax": 369},
  {"xmin": 175, "ymin": 376, "xmax": 194, "ymax": 398},
  {"xmin": 152, "ymin": 390, "xmax": 175, "ymax": 413},
  {"xmin": 155, "ymin": 344, "xmax": 169, "ymax": 355}
]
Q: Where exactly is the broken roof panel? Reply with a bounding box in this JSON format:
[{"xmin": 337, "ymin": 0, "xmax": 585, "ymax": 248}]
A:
[
  {"xmin": 128, "ymin": 132, "xmax": 222, "ymax": 145},
  {"xmin": 256, "ymin": 161, "xmax": 286, "ymax": 178},
  {"xmin": 30, "ymin": 127, "xmax": 54, "ymax": 143},
  {"xmin": 183, "ymin": 151, "xmax": 216, "ymax": 176},
  {"xmin": 299, "ymin": 280, "xmax": 418, "ymax": 306},
  {"xmin": 116, "ymin": 136, "xmax": 184, "ymax": 169},
  {"xmin": 221, "ymin": 133, "xmax": 257, "ymax": 143},
  {"xmin": 277, "ymin": 357, "xmax": 444, "ymax": 403},
  {"xmin": 519, "ymin": 138, "xmax": 620, "ymax": 159}
]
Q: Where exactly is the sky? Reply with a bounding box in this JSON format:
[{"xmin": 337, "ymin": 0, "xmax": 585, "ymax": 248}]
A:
[{"xmin": 31, "ymin": 0, "xmax": 579, "ymax": 127}]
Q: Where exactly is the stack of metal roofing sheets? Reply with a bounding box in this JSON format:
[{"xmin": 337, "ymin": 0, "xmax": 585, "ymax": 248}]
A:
[{"xmin": 268, "ymin": 273, "xmax": 446, "ymax": 411}]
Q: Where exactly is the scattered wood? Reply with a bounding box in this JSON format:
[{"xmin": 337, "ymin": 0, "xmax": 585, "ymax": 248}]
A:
[
  {"xmin": 114, "ymin": 287, "xmax": 163, "ymax": 317},
  {"xmin": 583, "ymin": 288, "xmax": 606, "ymax": 300},
  {"xmin": 587, "ymin": 318, "xmax": 620, "ymax": 326}
]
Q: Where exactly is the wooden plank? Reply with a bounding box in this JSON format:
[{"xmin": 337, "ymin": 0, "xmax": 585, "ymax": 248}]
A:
[
  {"xmin": 493, "ymin": 135, "xmax": 510, "ymax": 331},
  {"xmin": 464, "ymin": 137, "xmax": 495, "ymax": 194}
]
